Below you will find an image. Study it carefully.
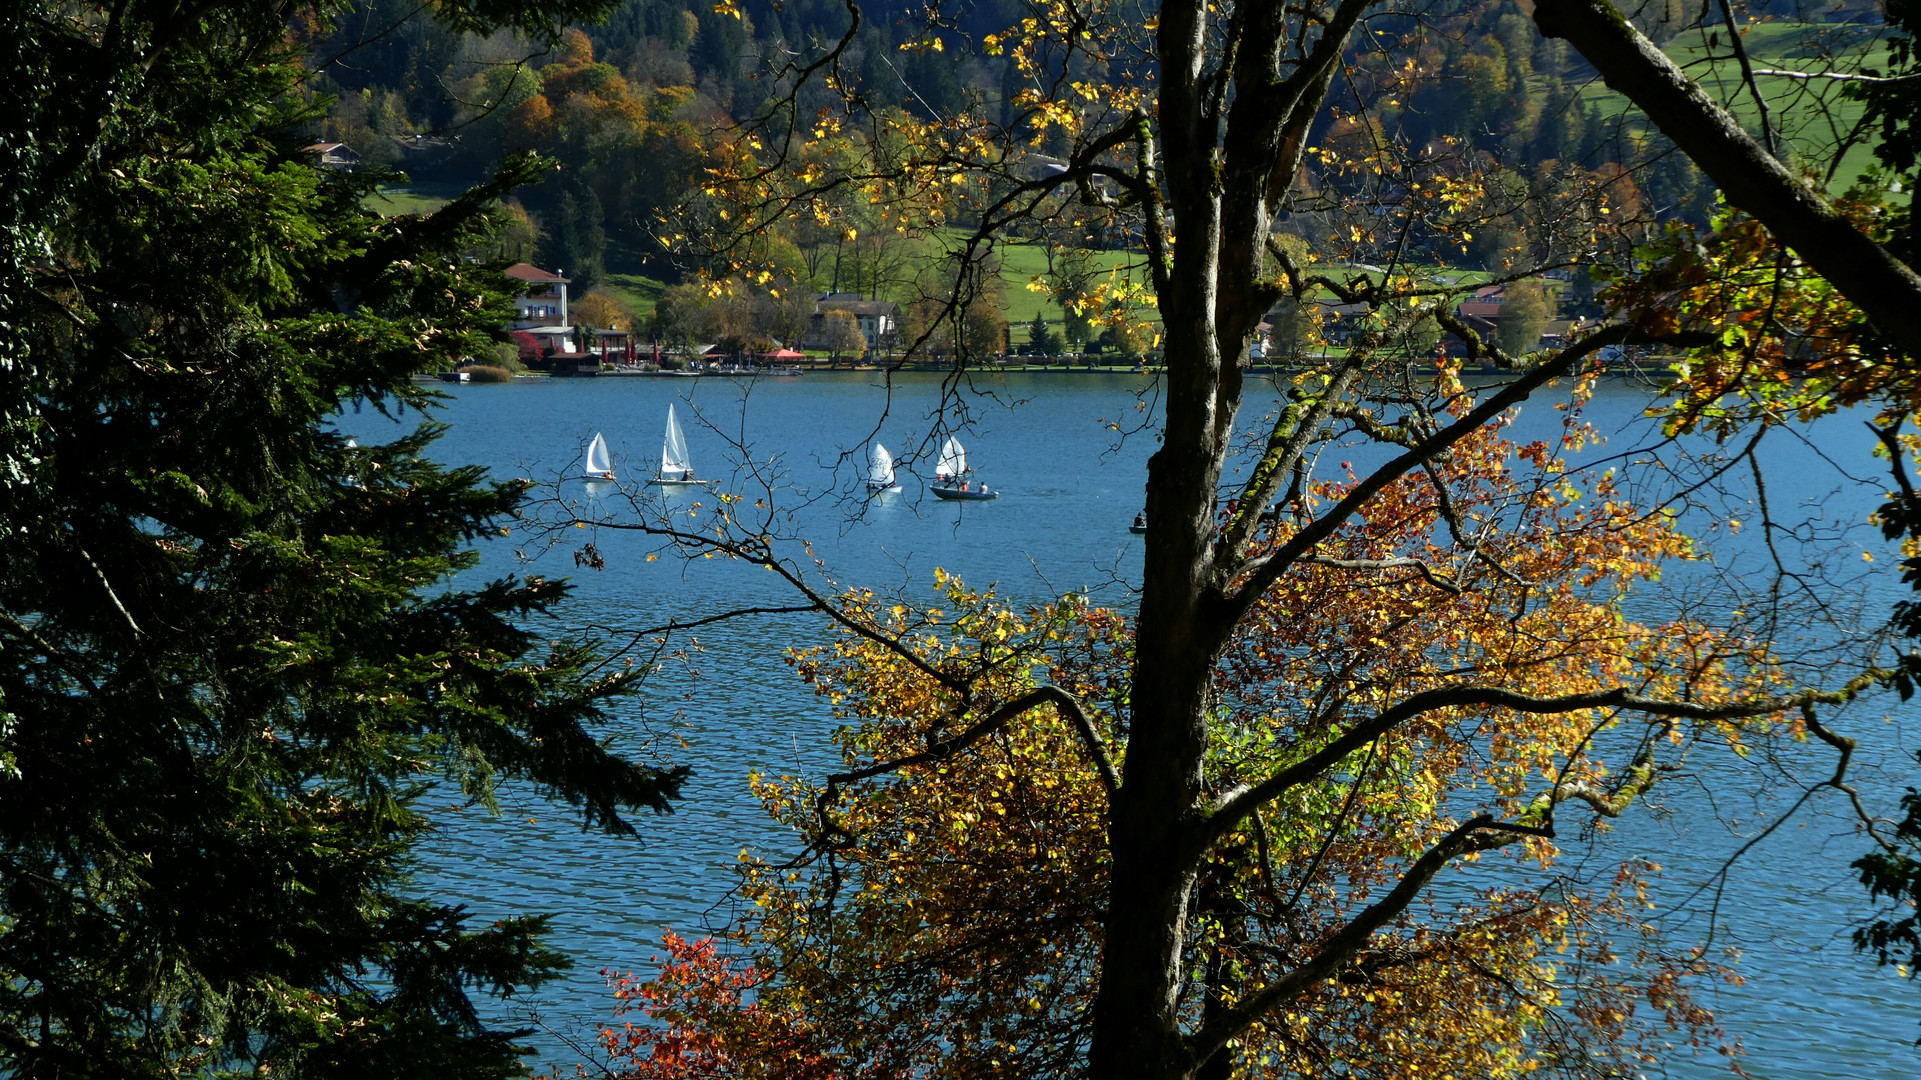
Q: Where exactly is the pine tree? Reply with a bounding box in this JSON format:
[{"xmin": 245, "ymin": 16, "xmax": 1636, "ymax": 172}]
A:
[
  {"xmin": 1027, "ymin": 312, "xmax": 1062, "ymax": 355},
  {"xmin": 552, "ymin": 183, "xmax": 608, "ymax": 291},
  {"xmin": 0, "ymin": 2, "xmax": 681, "ymax": 1076}
]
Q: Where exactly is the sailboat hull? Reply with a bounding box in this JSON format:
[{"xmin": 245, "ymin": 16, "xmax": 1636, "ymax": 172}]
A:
[
  {"xmin": 932, "ymin": 485, "xmax": 997, "ymax": 501},
  {"xmin": 647, "ymin": 477, "xmax": 716, "ymax": 488}
]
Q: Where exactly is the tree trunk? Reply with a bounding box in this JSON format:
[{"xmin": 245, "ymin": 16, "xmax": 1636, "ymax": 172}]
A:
[
  {"xmin": 1084, "ymin": 3, "xmax": 1345, "ymax": 1073},
  {"xmin": 1085, "ymin": 77, "xmax": 1236, "ymax": 1062},
  {"xmin": 1089, "ymin": 320, "xmax": 1228, "ymax": 1078}
]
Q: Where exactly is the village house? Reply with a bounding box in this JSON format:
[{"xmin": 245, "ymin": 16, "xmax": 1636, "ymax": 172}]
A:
[
  {"xmin": 504, "ymin": 264, "xmax": 577, "ymax": 361},
  {"xmin": 301, "ymin": 142, "xmax": 360, "ymax": 170},
  {"xmin": 505, "ymin": 263, "xmax": 569, "ymax": 328},
  {"xmin": 1455, "ymin": 284, "xmax": 1508, "ymax": 340},
  {"xmin": 1315, "ymin": 300, "xmax": 1371, "ymax": 347},
  {"xmin": 805, "ymin": 293, "xmax": 901, "ymax": 351}
]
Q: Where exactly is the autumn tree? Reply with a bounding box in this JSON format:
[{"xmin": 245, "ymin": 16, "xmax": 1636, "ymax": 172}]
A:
[
  {"xmin": 904, "ymin": 260, "xmax": 1011, "ymax": 362},
  {"xmin": 573, "ymin": 287, "xmax": 636, "ymax": 332},
  {"xmin": 650, "ymin": 281, "xmax": 712, "ymax": 353},
  {"xmin": 505, "ymin": 92, "xmax": 558, "ymax": 152},
  {"xmin": 600, "ymin": 413, "xmax": 1846, "ymax": 1078},
  {"xmin": 562, "ymin": 2, "xmax": 1898, "ymax": 1078},
  {"xmin": 1495, "ymin": 279, "xmax": 1550, "ymax": 358},
  {"xmin": 1264, "ymin": 294, "xmax": 1321, "ymax": 360},
  {"xmin": 821, "ymin": 308, "xmax": 868, "ymax": 361}
]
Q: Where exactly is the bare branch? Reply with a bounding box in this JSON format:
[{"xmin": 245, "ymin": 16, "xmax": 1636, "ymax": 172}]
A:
[
  {"xmin": 1194, "ymin": 676, "xmax": 1882, "ymax": 858},
  {"xmin": 1212, "ymin": 324, "xmax": 1710, "ymax": 643},
  {"xmin": 811, "ymin": 684, "xmax": 1118, "ymax": 850},
  {"xmin": 1185, "ymin": 813, "xmax": 1547, "ymax": 1066},
  {"xmin": 1748, "ymin": 67, "xmax": 1921, "ymax": 86}
]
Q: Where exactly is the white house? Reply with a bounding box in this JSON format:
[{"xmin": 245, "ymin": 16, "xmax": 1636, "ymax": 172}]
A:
[{"xmin": 505, "ymin": 263, "xmax": 569, "ymax": 328}]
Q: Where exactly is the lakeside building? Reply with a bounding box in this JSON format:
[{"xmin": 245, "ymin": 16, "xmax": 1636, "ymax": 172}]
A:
[
  {"xmin": 805, "ymin": 293, "xmax": 901, "ymax": 352},
  {"xmin": 505, "ymin": 263, "xmax": 580, "ymax": 363},
  {"xmin": 1456, "ymin": 284, "xmax": 1509, "ymax": 340},
  {"xmin": 506, "ymin": 263, "xmax": 570, "ymax": 328}
]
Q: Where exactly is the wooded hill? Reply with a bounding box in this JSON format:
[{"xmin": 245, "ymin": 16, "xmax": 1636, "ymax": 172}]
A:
[{"xmin": 301, "ymin": 1, "xmax": 1863, "ymax": 330}]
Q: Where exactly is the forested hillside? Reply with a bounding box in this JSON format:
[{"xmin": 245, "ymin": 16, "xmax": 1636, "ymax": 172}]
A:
[{"xmin": 301, "ymin": 0, "xmax": 1769, "ymax": 308}]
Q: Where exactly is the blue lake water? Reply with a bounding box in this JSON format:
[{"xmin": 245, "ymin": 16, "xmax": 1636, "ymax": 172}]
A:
[{"xmin": 369, "ymin": 371, "xmax": 1921, "ymax": 1077}]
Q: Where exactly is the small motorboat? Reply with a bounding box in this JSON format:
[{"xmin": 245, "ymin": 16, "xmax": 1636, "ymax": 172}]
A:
[{"xmin": 933, "ymin": 482, "xmax": 999, "ymax": 501}]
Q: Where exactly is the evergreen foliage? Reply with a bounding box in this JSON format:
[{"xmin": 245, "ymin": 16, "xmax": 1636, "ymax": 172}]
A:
[
  {"xmin": 1026, "ymin": 312, "xmax": 1062, "ymax": 355},
  {"xmin": 0, "ymin": 1, "xmax": 687, "ymax": 1075}
]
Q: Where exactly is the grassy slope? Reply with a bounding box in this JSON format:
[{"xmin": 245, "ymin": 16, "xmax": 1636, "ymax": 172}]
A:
[
  {"xmin": 601, "ymin": 272, "xmax": 668, "ymax": 321},
  {"xmin": 1578, "ymin": 20, "xmax": 1891, "ymax": 190},
  {"xmin": 362, "ymin": 181, "xmax": 462, "ymax": 216},
  {"xmin": 993, "ymin": 242, "xmax": 1149, "ymax": 326}
]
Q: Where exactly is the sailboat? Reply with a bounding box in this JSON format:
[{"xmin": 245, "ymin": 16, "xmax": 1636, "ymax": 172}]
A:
[
  {"xmin": 581, "ymin": 432, "xmax": 615, "ymax": 482},
  {"xmin": 867, "ymin": 443, "xmax": 901, "ymax": 494},
  {"xmin": 649, "ymin": 404, "xmax": 714, "ymax": 488},
  {"xmin": 930, "ymin": 435, "xmax": 997, "ymax": 500}
]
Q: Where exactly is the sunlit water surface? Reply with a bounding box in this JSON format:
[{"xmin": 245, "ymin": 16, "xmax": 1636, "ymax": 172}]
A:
[{"xmin": 364, "ymin": 372, "xmax": 1921, "ymax": 1077}]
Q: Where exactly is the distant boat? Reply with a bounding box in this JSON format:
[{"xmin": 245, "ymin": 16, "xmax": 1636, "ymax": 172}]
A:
[
  {"xmin": 1129, "ymin": 512, "xmax": 1148, "ymax": 534},
  {"xmin": 867, "ymin": 443, "xmax": 902, "ymax": 494},
  {"xmin": 581, "ymin": 432, "xmax": 615, "ymax": 482},
  {"xmin": 649, "ymin": 404, "xmax": 715, "ymax": 488},
  {"xmin": 930, "ymin": 436, "xmax": 997, "ymax": 501}
]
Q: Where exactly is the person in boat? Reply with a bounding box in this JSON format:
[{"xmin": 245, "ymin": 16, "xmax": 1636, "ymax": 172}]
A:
[
  {"xmin": 1133, "ymin": 511, "xmax": 1147, "ymax": 529},
  {"xmin": 684, "ymin": 468, "xmax": 696, "ymax": 482},
  {"xmin": 979, "ymin": 484, "xmax": 990, "ymax": 496},
  {"xmin": 961, "ymin": 480, "xmax": 970, "ymax": 492}
]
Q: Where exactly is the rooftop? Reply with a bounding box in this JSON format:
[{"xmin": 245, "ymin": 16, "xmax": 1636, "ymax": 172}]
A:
[{"xmin": 505, "ymin": 262, "xmax": 568, "ymax": 285}]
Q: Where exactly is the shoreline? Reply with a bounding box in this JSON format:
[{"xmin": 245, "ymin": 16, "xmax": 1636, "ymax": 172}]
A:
[{"xmin": 424, "ymin": 358, "xmax": 1680, "ymax": 383}]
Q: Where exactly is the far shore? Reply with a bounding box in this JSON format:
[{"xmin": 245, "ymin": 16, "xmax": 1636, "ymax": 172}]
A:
[{"xmin": 424, "ymin": 356, "xmax": 1681, "ymax": 383}]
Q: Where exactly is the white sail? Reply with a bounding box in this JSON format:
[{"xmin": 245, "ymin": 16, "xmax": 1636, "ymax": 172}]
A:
[
  {"xmin": 936, "ymin": 436, "xmax": 967, "ymax": 479},
  {"xmin": 660, "ymin": 404, "xmax": 691, "ymax": 479},
  {"xmin": 868, "ymin": 443, "xmax": 896, "ymax": 488},
  {"xmin": 583, "ymin": 432, "xmax": 614, "ymax": 478}
]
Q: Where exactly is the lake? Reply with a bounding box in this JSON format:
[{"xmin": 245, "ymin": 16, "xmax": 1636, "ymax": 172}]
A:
[{"xmin": 375, "ymin": 370, "xmax": 1921, "ymax": 1077}]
